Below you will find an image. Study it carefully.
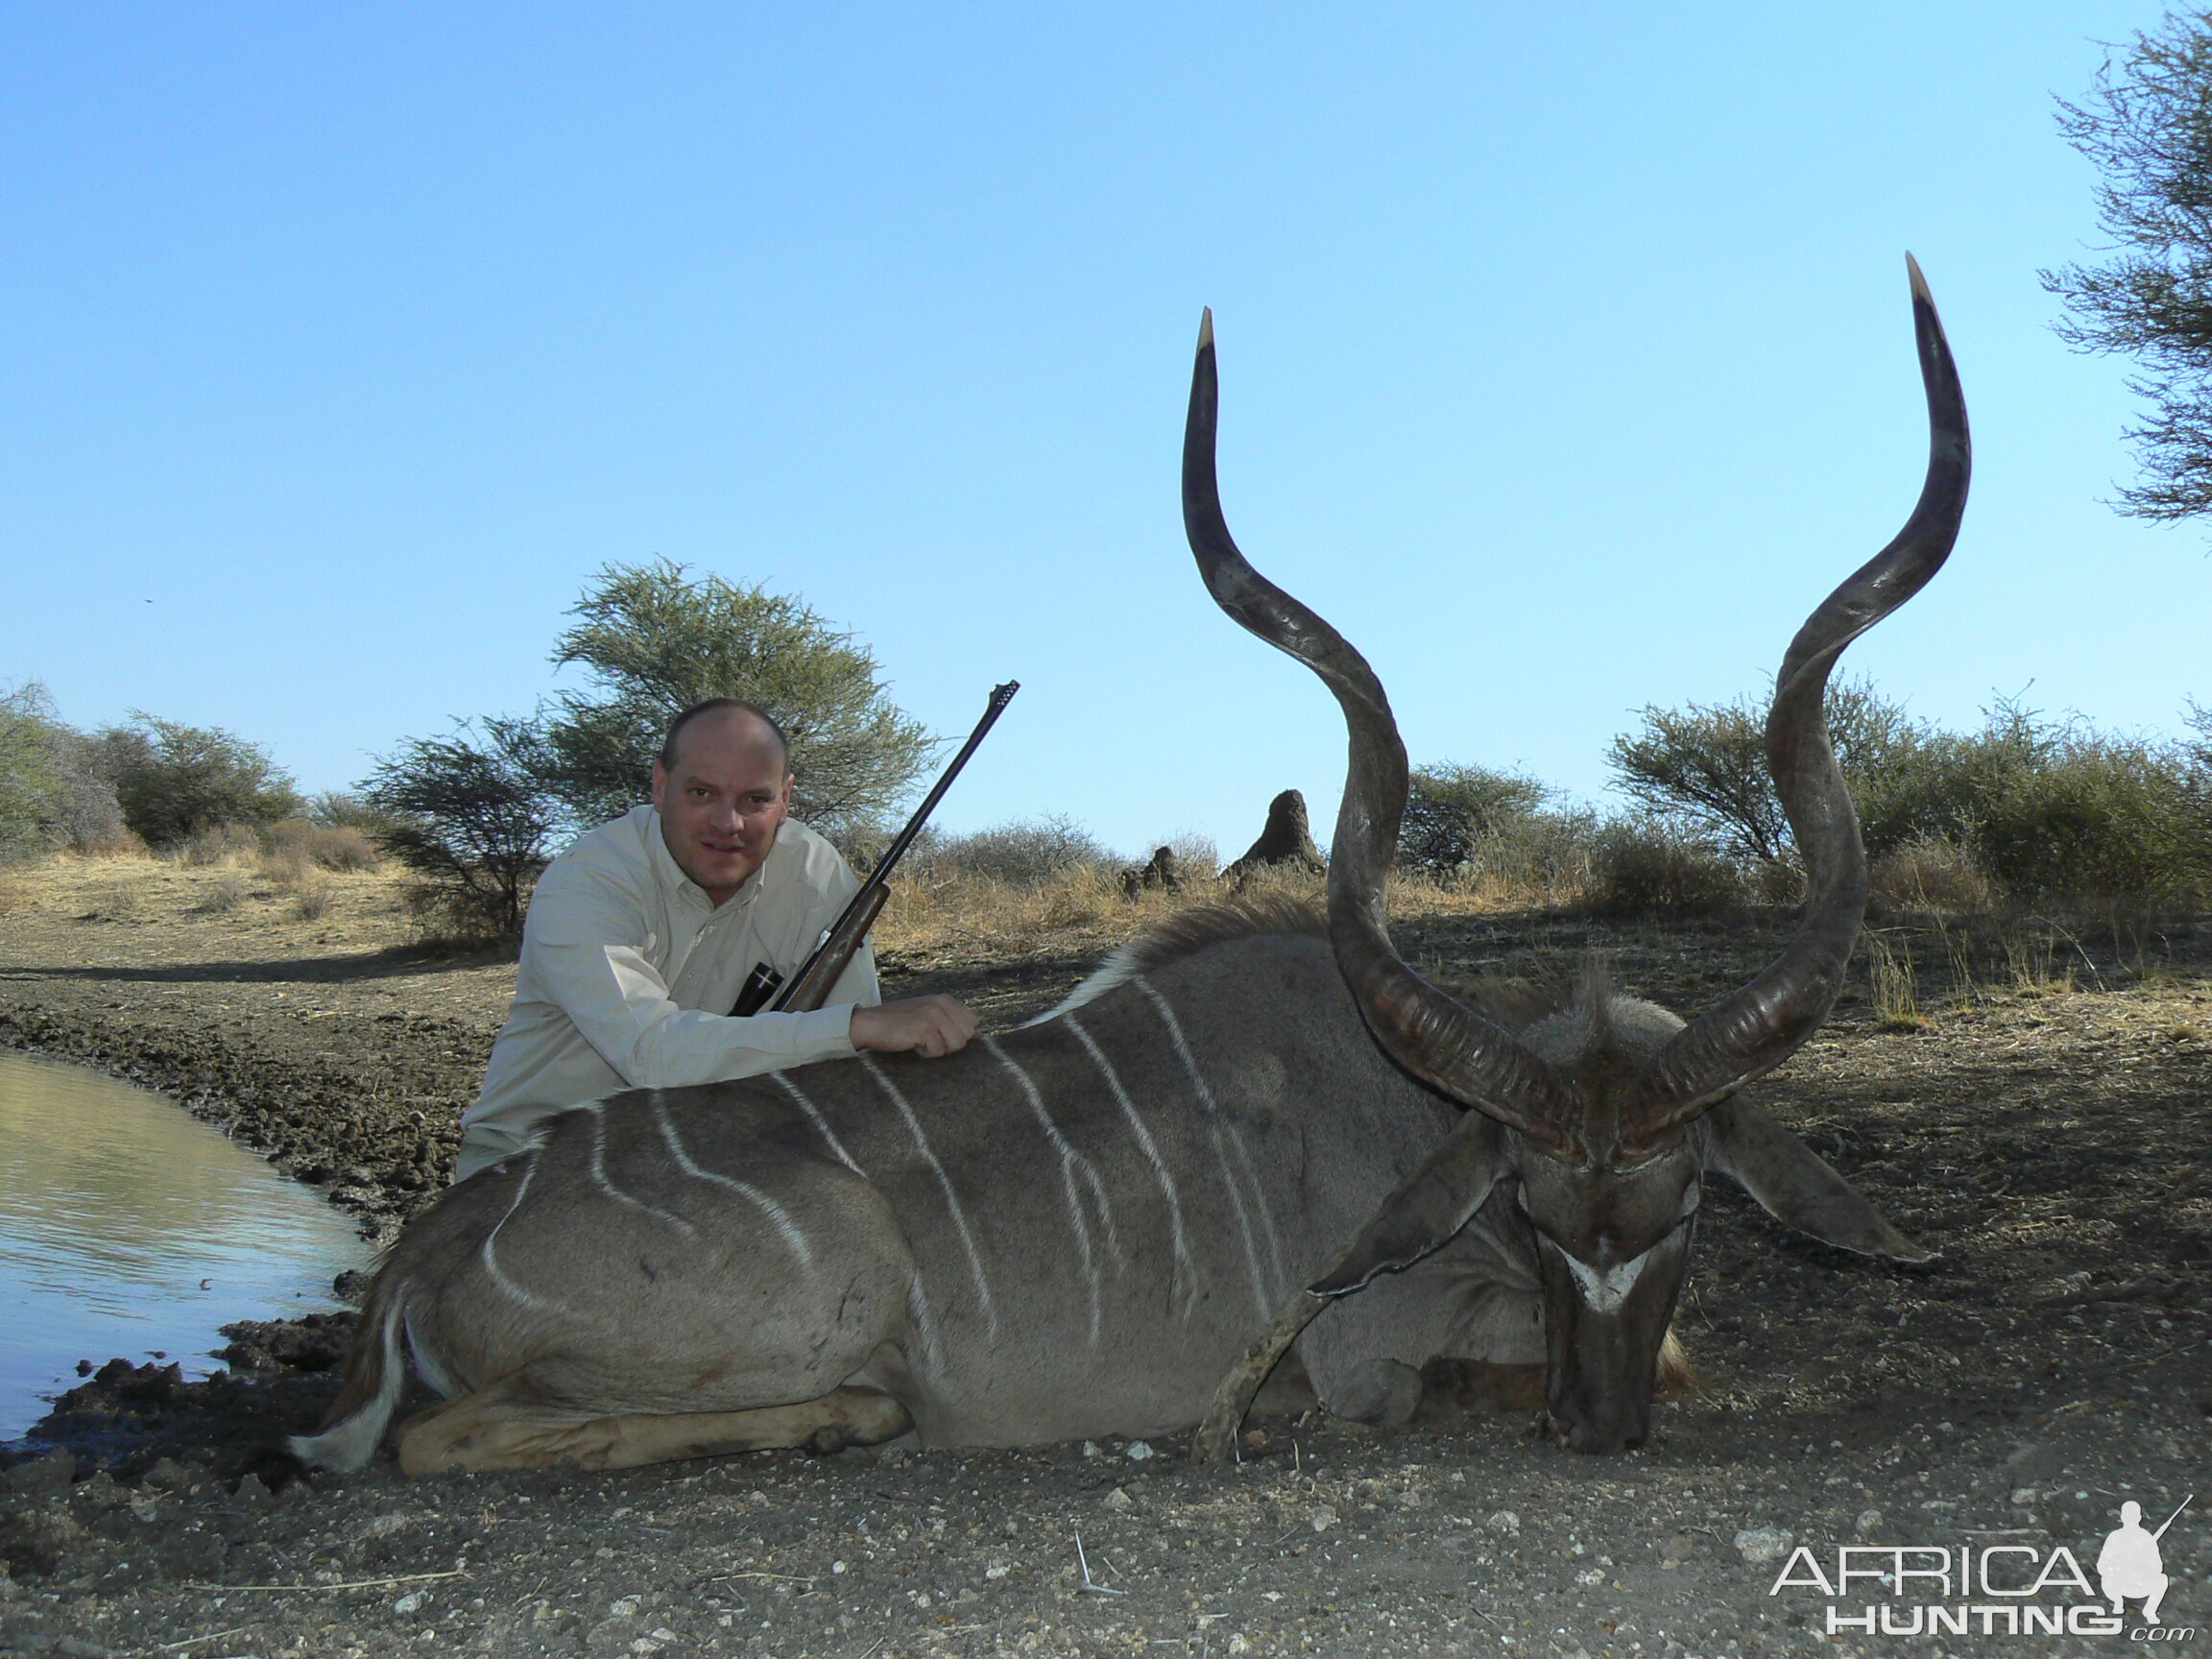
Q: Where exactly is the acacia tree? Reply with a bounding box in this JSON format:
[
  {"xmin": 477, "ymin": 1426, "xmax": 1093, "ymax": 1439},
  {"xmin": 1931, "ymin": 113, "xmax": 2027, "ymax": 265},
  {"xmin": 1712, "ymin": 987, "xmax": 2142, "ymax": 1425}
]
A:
[
  {"xmin": 1605, "ymin": 681, "xmax": 1929, "ymax": 865},
  {"xmin": 1396, "ymin": 763, "xmax": 1548, "ymax": 877},
  {"xmin": 0, "ymin": 685, "xmax": 67, "ymax": 862},
  {"xmin": 534, "ymin": 561, "xmax": 935, "ymax": 834},
  {"xmin": 2043, "ymin": 10, "xmax": 2212, "ymax": 521},
  {"xmin": 96, "ymin": 712, "xmax": 300, "ymax": 846},
  {"xmin": 363, "ymin": 717, "xmax": 559, "ymax": 939}
]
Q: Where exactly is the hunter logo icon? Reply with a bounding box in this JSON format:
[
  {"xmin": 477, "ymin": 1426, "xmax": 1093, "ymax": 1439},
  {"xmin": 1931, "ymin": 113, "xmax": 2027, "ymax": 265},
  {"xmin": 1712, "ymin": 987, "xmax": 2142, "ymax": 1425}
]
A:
[{"xmin": 2099, "ymin": 1496, "xmax": 2191, "ymax": 1625}]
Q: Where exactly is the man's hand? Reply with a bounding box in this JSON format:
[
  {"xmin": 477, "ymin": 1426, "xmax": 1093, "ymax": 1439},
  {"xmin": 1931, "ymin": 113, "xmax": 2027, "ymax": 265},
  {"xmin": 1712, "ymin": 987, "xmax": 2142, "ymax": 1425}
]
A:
[{"xmin": 849, "ymin": 996, "xmax": 979, "ymax": 1059}]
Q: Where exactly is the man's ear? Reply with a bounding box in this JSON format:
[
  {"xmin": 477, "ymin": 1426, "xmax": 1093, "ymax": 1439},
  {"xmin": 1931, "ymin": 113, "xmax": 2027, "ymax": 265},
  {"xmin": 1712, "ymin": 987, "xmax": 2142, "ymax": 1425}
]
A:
[
  {"xmin": 1702, "ymin": 1096, "xmax": 1933, "ymax": 1262},
  {"xmin": 649, "ymin": 759, "xmax": 669, "ymax": 812}
]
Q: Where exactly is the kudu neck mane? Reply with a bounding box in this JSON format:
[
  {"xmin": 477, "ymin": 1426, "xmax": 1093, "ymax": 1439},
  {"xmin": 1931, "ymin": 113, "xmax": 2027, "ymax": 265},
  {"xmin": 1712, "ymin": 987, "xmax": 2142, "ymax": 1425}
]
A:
[
  {"xmin": 1051, "ymin": 906, "xmax": 1696, "ymax": 1165},
  {"xmin": 1051, "ymin": 900, "xmax": 1626, "ymax": 1046}
]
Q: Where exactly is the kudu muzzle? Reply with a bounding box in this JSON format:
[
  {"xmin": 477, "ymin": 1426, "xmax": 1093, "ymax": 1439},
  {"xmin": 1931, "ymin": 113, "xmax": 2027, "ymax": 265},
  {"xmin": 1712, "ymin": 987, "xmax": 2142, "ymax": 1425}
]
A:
[{"xmin": 1533, "ymin": 1217, "xmax": 1694, "ymax": 1453}]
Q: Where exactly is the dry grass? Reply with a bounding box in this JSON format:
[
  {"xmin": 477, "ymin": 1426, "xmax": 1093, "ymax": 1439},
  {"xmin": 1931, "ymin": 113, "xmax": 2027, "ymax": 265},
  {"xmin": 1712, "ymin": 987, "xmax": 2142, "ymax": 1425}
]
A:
[
  {"xmin": 0, "ymin": 847, "xmax": 406, "ymax": 950},
  {"xmin": 1863, "ymin": 930, "xmax": 1931, "ymax": 1031},
  {"xmin": 78, "ymin": 878, "xmax": 147, "ymax": 923},
  {"xmin": 876, "ymin": 865, "xmax": 1159, "ymax": 957},
  {"xmin": 171, "ymin": 822, "xmax": 260, "ymax": 866},
  {"xmin": 266, "ymin": 817, "xmax": 379, "ymax": 873},
  {"xmin": 870, "ymin": 859, "xmax": 1571, "ymax": 961},
  {"xmin": 71, "ymin": 826, "xmax": 148, "ymax": 859},
  {"xmin": 194, "ymin": 872, "xmax": 252, "ymax": 914},
  {"xmin": 1872, "ymin": 836, "xmax": 1994, "ymax": 915}
]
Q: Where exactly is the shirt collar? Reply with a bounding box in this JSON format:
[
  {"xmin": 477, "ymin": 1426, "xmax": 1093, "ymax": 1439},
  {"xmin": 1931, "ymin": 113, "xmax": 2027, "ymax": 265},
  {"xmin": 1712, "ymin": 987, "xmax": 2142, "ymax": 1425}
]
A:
[{"xmin": 644, "ymin": 806, "xmax": 780, "ymax": 913}]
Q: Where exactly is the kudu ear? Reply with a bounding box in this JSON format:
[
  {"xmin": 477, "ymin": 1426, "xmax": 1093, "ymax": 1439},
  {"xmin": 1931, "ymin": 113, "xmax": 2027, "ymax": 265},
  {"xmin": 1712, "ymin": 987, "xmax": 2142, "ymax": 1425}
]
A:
[
  {"xmin": 1703, "ymin": 1097, "xmax": 1933, "ymax": 1262},
  {"xmin": 1310, "ymin": 1112, "xmax": 1512, "ymax": 1296}
]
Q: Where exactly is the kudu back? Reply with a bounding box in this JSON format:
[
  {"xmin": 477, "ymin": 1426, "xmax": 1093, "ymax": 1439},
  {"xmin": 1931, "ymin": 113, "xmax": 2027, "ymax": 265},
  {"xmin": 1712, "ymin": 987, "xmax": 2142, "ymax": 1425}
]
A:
[{"xmin": 297, "ymin": 265, "xmax": 1963, "ymax": 1475}]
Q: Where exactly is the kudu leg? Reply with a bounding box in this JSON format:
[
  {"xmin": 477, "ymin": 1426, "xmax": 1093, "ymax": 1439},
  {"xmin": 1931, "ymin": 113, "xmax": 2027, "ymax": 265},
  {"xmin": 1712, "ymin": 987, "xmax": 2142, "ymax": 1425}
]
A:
[
  {"xmin": 1189, "ymin": 1291, "xmax": 1330, "ymax": 1463},
  {"xmin": 1190, "ymin": 1113, "xmax": 1512, "ymax": 1463},
  {"xmin": 396, "ymin": 1377, "xmax": 913, "ymax": 1476}
]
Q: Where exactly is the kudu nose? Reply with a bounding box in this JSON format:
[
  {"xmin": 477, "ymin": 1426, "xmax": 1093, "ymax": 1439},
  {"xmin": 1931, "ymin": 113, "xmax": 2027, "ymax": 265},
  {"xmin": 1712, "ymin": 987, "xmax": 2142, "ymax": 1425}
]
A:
[
  {"xmin": 1544, "ymin": 1406, "xmax": 1649, "ymax": 1455},
  {"xmin": 1544, "ymin": 1310, "xmax": 1660, "ymax": 1455}
]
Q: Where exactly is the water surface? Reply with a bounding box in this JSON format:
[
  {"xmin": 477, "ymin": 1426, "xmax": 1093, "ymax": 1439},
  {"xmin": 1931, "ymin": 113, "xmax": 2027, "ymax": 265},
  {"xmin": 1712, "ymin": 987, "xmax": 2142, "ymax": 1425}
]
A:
[{"xmin": 0, "ymin": 1051, "xmax": 373, "ymax": 1436}]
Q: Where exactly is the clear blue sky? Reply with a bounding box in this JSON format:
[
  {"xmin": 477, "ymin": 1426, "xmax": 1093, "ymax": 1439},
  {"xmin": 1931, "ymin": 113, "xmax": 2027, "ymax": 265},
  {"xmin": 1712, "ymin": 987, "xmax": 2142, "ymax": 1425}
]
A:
[{"xmin": 2, "ymin": 3, "xmax": 2201, "ymax": 858}]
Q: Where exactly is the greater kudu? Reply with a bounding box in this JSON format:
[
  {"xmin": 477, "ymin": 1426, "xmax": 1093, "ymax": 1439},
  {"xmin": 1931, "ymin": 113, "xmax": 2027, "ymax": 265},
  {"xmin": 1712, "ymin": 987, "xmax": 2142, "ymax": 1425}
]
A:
[
  {"xmin": 295, "ymin": 262, "xmax": 1962, "ymax": 1476},
  {"xmin": 1185, "ymin": 254, "xmax": 1965, "ymax": 1456}
]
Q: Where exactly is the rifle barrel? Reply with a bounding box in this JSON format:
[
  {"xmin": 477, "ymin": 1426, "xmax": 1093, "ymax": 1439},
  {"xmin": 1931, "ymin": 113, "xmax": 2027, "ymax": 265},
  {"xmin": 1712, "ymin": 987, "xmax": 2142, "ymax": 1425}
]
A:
[
  {"xmin": 866, "ymin": 681, "xmax": 1021, "ymax": 881},
  {"xmin": 767, "ymin": 680, "xmax": 1018, "ymax": 1013}
]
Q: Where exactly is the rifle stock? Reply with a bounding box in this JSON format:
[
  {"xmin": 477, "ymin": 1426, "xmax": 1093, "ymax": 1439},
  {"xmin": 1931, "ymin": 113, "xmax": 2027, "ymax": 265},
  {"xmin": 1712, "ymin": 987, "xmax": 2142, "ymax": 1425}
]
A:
[
  {"xmin": 775, "ymin": 885, "xmax": 890, "ymax": 1014},
  {"xmin": 768, "ymin": 680, "xmax": 1018, "ymax": 1016}
]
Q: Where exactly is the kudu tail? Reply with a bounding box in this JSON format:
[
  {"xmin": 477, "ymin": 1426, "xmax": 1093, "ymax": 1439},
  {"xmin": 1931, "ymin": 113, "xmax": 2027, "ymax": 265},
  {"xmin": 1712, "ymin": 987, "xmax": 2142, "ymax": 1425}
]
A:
[
  {"xmin": 289, "ymin": 1265, "xmax": 413, "ymax": 1472},
  {"xmin": 1654, "ymin": 1330, "xmax": 1701, "ymax": 1400}
]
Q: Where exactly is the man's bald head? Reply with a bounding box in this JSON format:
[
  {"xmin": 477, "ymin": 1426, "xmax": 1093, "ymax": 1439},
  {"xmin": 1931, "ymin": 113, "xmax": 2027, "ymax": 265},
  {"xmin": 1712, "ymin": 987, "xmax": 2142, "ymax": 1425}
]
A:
[{"xmin": 660, "ymin": 699, "xmax": 791, "ymax": 775}]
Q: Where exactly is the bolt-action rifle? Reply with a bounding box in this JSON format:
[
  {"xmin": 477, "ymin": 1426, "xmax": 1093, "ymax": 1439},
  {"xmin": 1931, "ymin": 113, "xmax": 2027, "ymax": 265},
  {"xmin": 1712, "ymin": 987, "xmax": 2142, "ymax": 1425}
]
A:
[{"xmin": 730, "ymin": 681, "xmax": 1020, "ymax": 1017}]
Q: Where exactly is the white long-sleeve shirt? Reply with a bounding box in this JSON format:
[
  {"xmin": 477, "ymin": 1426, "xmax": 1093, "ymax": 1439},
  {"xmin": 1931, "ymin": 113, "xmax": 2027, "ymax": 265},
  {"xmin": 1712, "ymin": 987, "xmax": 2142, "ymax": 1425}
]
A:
[{"xmin": 456, "ymin": 805, "xmax": 879, "ymax": 1180}]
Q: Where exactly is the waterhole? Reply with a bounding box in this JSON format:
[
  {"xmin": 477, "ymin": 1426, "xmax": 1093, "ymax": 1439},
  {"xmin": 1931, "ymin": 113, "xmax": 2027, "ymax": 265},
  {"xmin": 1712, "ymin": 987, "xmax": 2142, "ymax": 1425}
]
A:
[{"xmin": 0, "ymin": 1051, "xmax": 373, "ymax": 1436}]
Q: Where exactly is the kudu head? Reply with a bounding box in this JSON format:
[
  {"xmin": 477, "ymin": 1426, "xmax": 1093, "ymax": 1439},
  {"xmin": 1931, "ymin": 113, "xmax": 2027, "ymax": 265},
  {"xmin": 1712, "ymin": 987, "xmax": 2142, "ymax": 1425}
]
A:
[{"xmin": 1184, "ymin": 261, "xmax": 1968, "ymax": 1453}]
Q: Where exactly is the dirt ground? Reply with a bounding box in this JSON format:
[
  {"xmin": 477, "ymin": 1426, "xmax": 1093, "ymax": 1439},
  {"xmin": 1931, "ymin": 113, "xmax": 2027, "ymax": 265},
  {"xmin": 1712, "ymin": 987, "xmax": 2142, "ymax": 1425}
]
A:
[{"xmin": 0, "ymin": 855, "xmax": 2208, "ymax": 1658}]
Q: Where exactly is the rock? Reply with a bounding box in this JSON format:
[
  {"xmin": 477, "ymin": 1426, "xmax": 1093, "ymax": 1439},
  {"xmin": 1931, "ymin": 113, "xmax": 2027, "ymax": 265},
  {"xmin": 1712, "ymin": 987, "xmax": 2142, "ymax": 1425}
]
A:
[
  {"xmin": 68, "ymin": 1473, "xmax": 124, "ymax": 1513},
  {"xmin": 1853, "ymin": 1508, "xmax": 1884, "ymax": 1536},
  {"xmin": 1485, "ymin": 1509, "xmax": 1522, "ymax": 1536},
  {"xmin": 1124, "ymin": 1441, "xmax": 1156, "ymax": 1462},
  {"xmin": 2004, "ymin": 1443, "xmax": 2062, "ymax": 1482},
  {"xmin": 0, "ymin": 1504, "xmax": 88, "ymax": 1575},
  {"xmin": 140, "ymin": 1458, "xmax": 194, "ymax": 1495},
  {"xmin": 4, "ymin": 1452, "xmax": 73, "ymax": 1497},
  {"xmin": 1309, "ymin": 1506, "xmax": 1339, "ymax": 1532},
  {"xmin": 610, "ymin": 1596, "xmax": 642, "ymax": 1617},
  {"xmin": 231, "ymin": 1473, "xmax": 272, "ymax": 1508},
  {"xmin": 1102, "ymin": 1487, "xmax": 1134, "ymax": 1512},
  {"xmin": 393, "ymin": 1590, "xmax": 426, "ymax": 1614},
  {"xmin": 1734, "ymin": 1526, "xmax": 1794, "ymax": 1565},
  {"xmin": 218, "ymin": 1312, "xmax": 352, "ymax": 1372},
  {"xmin": 147, "ymin": 1527, "xmax": 228, "ymax": 1579}
]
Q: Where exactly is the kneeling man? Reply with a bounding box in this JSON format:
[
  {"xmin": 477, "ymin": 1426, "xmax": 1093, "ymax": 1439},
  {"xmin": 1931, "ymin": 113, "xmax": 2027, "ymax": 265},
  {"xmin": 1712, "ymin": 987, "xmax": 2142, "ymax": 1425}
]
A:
[{"xmin": 456, "ymin": 698, "xmax": 975, "ymax": 1180}]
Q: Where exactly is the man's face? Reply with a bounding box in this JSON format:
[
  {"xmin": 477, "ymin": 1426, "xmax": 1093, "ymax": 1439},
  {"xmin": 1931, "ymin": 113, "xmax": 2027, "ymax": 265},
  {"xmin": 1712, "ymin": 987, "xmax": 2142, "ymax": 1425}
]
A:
[{"xmin": 650, "ymin": 711, "xmax": 793, "ymax": 904}]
